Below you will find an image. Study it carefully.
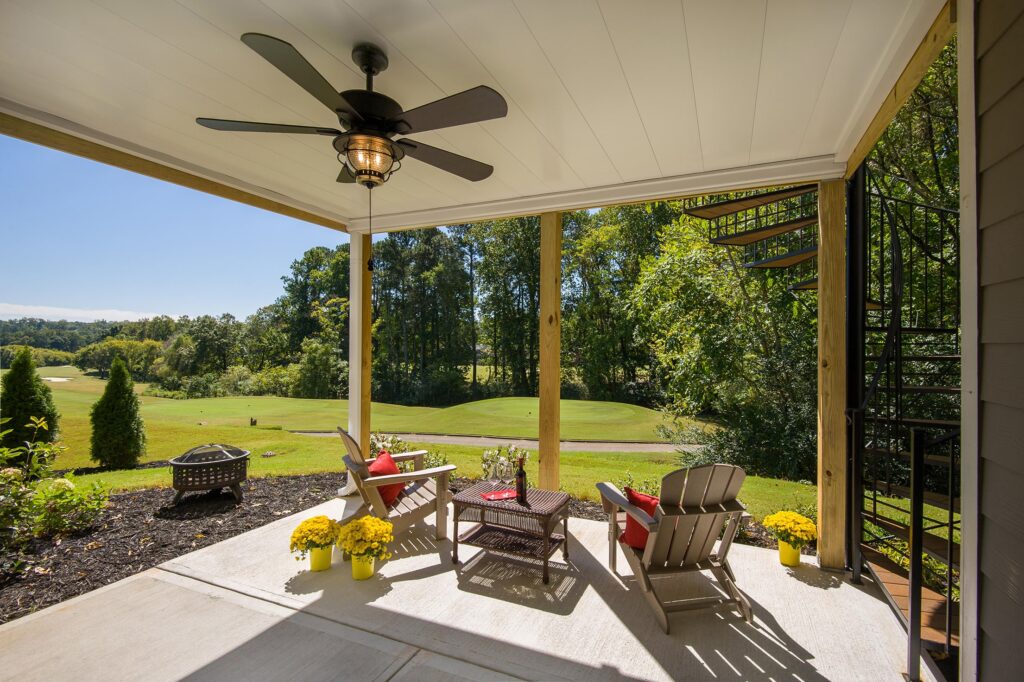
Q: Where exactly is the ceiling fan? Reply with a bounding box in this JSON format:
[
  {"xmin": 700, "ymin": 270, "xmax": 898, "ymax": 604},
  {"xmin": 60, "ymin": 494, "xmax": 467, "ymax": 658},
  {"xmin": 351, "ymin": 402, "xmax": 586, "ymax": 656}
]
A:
[{"xmin": 197, "ymin": 33, "xmax": 508, "ymax": 188}]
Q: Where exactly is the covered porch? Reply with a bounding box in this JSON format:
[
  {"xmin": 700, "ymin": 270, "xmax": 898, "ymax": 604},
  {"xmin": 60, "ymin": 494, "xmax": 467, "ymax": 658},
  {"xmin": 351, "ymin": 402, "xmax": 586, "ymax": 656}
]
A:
[
  {"xmin": 0, "ymin": 0, "xmax": 966, "ymax": 679},
  {"xmin": 0, "ymin": 499, "xmax": 918, "ymax": 681}
]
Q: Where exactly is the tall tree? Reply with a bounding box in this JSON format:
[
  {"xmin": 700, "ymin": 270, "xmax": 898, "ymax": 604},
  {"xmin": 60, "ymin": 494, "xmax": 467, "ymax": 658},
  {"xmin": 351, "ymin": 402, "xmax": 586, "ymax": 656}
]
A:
[
  {"xmin": 0, "ymin": 347, "xmax": 59, "ymax": 449},
  {"xmin": 279, "ymin": 245, "xmax": 350, "ymax": 353},
  {"xmin": 450, "ymin": 224, "xmax": 480, "ymax": 390},
  {"xmin": 90, "ymin": 357, "xmax": 145, "ymax": 468},
  {"xmin": 475, "ymin": 217, "xmax": 541, "ymax": 395}
]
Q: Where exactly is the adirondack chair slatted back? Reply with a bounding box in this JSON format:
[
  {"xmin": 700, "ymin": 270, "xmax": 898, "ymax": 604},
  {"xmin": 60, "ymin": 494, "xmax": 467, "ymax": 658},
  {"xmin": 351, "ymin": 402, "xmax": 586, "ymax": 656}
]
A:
[
  {"xmin": 645, "ymin": 464, "xmax": 745, "ymax": 569},
  {"xmin": 338, "ymin": 428, "xmax": 389, "ymax": 516}
]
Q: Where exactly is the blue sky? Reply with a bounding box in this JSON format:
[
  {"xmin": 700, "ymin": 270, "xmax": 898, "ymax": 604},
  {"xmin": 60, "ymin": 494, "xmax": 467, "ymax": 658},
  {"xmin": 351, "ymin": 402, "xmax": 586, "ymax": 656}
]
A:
[{"xmin": 0, "ymin": 135, "xmax": 348, "ymax": 321}]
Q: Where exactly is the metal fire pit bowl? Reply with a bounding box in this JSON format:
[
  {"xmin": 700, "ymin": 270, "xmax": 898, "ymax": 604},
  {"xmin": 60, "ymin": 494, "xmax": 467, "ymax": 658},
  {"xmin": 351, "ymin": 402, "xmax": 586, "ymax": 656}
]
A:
[{"xmin": 169, "ymin": 444, "xmax": 250, "ymax": 505}]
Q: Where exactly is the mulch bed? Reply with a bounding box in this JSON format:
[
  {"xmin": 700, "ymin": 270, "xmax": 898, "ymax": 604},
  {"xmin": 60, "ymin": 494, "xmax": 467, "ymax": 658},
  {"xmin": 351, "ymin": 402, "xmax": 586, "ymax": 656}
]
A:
[
  {"xmin": 0, "ymin": 473, "xmax": 342, "ymax": 624},
  {"xmin": 1, "ymin": 473, "xmax": 806, "ymax": 625}
]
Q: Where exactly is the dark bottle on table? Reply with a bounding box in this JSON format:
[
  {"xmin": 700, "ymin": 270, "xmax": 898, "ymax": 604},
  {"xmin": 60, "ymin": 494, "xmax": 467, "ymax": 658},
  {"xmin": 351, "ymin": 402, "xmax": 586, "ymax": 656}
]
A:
[{"xmin": 515, "ymin": 456, "xmax": 527, "ymax": 504}]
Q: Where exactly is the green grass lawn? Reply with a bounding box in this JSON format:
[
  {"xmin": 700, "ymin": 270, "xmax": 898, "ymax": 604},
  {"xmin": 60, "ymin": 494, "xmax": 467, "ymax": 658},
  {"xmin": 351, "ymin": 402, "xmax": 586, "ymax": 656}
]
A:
[
  {"xmin": 28, "ymin": 367, "xmax": 677, "ymax": 442},
  {"xmin": 15, "ymin": 367, "xmax": 814, "ymax": 520}
]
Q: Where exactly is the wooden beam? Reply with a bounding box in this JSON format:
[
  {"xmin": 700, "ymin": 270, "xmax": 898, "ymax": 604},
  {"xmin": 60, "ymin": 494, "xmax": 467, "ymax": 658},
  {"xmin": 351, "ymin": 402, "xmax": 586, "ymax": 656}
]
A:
[
  {"xmin": 538, "ymin": 212, "xmax": 562, "ymax": 491},
  {"xmin": 0, "ymin": 111, "xmax": 348, "ymax": 233},
  {"xmin": 359, "ymin": 234, "xmax": 373, "ymax": 452},
  {"xmin": 845, "ymin": 1, "xmax": 956, "ymax": 177},
  {"xmin": 817, "ymin": 180, "xmax": 848, "ymax": 570}
]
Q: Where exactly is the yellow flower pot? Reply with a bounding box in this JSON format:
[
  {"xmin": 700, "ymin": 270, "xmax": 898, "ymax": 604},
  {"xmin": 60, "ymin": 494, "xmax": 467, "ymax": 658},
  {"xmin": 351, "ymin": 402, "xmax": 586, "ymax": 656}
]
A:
[
  {"xmin": 309, "ymin": 546, "xmax": 333, "ymax": 572},
  {"xmin": 778, "ymin": 540, "xmax": 801, "ymax": 567},
  {"xmin": 351, "ymin": 554, "xmax": 375, "ymax": 580}
]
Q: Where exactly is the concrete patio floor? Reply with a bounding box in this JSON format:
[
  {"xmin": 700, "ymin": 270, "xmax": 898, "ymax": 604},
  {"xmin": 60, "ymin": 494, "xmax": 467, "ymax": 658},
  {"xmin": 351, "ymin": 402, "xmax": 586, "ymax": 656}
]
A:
[{"xmin": 0, "ymin": 497, "xmax": 930, "ymax": 681}]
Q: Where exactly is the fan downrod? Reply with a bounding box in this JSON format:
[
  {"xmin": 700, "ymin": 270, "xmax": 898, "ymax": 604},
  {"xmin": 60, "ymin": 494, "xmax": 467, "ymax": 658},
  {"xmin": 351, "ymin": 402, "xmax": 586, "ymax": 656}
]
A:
[{"xmin": 352, "ymin": 43, "xmax": 388, "ymax": 90}]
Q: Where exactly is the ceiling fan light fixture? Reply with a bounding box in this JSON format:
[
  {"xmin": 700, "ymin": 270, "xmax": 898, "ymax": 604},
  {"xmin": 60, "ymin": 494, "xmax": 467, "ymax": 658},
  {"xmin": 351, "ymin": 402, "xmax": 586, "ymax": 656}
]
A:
[{"xmin": 345, "ymin": 133, "xmax": 395, "ymax": 186}]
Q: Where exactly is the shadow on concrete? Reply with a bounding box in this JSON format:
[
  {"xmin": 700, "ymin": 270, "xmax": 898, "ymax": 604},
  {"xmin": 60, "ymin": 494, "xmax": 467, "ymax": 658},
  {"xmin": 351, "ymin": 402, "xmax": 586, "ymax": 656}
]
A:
[{"xmin": 181, "ymin": 519, "xmax": 840, "ymax": 681}]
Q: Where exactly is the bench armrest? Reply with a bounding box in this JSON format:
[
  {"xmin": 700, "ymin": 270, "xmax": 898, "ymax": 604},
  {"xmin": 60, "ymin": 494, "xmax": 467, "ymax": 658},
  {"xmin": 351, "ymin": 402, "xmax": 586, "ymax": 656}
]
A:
[
  {"xmin": 361, "ymin": 464, "xmax": 456, "ymax": 487},
  {"xmin": 596, "ymin": 482, "xmax": 657, "ymax": 531}
]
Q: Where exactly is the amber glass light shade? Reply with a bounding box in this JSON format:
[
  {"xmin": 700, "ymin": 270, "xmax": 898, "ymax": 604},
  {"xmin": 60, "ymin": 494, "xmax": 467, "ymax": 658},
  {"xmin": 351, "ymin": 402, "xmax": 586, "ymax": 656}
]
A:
[{"xmin": 345, "ymin": 134, "xmax": 394, "ymax": 186}]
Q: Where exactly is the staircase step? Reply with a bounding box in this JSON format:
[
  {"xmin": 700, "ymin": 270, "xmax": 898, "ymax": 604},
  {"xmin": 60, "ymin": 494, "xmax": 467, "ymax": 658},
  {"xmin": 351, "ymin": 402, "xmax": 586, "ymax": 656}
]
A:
[
  {"xmin": 860, "ymin": 546, "xmax": 959, "ymax": 647},
  {"xmin": 865, "ymin": 416, "xmax": 960, "ymax": 429},
  {"xmin": 862, "ymin": 447, "xmax": 953, "ymax": 467},
  {"xmin": 864, "ymin": 326, "xmax": 959, "ymax": 335},
  {"xmin": 744, "ymin": 245, "xmax": 817, "ymax": 269},
  {"xmin": 710, "ymin": 215, "xmax": 818, "ymax": 245},
  {"xmin": 865, "ymin": 299, "xmax": 884, "ymax": 310},
  {"xmin": 866, "ymin": 482, "xmax": 961, "ymax": 513},
  {"xmin": 867, "ymin": 354, "xmax": 960, "ymax": 362},
  {"xmin": 684, "ymin": 184, "xmax": 817, "ymax": 220},
  {"xmin": 862, "ymin": 511, "xmax": 960, "ymax": 568},
  {"xmin": 788, "ymin": 277, "xmax": 818, "ymax": 291},
  {"xmin": 876, "ymin": 385, "xmax": 961, "ymax": 395}
]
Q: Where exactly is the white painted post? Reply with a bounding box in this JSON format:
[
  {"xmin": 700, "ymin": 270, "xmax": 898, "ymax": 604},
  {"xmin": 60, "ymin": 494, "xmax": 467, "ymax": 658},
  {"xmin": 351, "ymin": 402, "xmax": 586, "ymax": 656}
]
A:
[{"xmin": 341, "ymin": 234, "xmax": 365, "ymax": 497}]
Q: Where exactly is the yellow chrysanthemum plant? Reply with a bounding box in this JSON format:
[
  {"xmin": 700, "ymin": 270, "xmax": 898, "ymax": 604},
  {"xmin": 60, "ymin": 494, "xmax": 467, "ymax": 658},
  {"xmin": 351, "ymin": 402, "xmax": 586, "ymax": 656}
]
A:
[
  {"xmin": 337, "ymin": 515, "xmax": 395, "ymax": 561},
  {"xmin": 289, "ymin": 515, "xmax": 340, "ymax": 561},
  {"xmin": 762, "ymin": 510, "xmax": 817, "ymax": 549}
]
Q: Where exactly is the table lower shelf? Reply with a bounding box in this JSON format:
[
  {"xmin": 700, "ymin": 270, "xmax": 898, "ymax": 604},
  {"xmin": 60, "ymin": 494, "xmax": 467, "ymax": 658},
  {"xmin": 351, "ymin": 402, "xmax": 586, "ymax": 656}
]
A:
[{"xmin": 457, "ymin": 524, "xmax": 565, "ymax": 561}]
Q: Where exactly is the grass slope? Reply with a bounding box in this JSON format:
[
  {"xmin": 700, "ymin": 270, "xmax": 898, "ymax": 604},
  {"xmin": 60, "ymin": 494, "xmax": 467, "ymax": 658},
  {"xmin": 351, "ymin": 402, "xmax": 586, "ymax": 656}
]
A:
[{"xmin": 11, "ymin": 367, "xmax": 814, "ymax": 520}]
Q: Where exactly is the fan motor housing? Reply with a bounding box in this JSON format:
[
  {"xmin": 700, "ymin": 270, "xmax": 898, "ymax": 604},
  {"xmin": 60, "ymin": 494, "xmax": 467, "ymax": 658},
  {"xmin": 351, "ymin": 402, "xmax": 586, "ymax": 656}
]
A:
[{"xmin": 339, "ymin": 90, "xmax": 403, "ymax": 132}]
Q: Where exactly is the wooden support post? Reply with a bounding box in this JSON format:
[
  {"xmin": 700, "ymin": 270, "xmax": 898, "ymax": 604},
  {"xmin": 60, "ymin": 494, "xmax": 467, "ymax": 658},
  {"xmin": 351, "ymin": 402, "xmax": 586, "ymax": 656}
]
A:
[
  {"xmin": 347, "ymin": 234, "xmax": 372, "ymax": 451},
  {"xmin": 817, "ymin": 180, "xmax": 848, "ymax": 570},
  {"xmin": 539, "ymin": 212, "xmax": 562, "ymax": 491}
]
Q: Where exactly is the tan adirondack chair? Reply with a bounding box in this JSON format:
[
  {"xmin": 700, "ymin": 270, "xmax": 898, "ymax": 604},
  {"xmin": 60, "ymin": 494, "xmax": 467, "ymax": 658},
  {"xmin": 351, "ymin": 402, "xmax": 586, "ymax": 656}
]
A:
[
  {"xmin": 596, "ymin": 463, "xmax": 753, "ymax": 633},
  {"xmin": 338, "ymin": 427, "xmax": 455, "ymax": 540}
]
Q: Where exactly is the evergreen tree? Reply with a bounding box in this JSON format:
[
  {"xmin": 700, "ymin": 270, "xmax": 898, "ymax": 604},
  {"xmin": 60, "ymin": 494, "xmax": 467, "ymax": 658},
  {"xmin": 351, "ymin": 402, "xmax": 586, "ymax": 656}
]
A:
[
  {"xmin": 0, "ymin": 346, "xmax": 59, "ymax": 449},
  {"xmin": 90, "ymin": 357, "xmax": 145, "ymax": 468}
]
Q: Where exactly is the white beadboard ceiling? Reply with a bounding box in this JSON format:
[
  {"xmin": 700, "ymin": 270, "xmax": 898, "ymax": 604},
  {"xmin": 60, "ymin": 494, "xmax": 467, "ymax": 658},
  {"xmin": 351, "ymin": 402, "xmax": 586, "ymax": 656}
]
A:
[{"xmin": 0, "ymin": 0, "xmax": 945, "ymax": 232}]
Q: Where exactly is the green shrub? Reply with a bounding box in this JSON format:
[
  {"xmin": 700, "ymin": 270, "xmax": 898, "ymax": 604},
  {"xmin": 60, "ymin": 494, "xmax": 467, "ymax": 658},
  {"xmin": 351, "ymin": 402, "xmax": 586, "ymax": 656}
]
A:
[
  {"xmin": 30, "ymin": 475, "xmax": 107, "ymax": 538},
  {"xmin": 183, "ymin": 372, "xmax": 224, "ymax": 398},
  {"xmin": 0, "ymin": 466, "xmax": 33, "ymax": 550},
  {"xmin": 613, "ymin": 471, "xmax": 661, "ymax": 496},
  {"xmin": 217, "ymin": 365, "xmax": 255, "ymax": 395},
  {"xmin": 74, "ymin": 338, "xmax": 162, "ymax": 380},
  {"xmin": 294, "ymin": 338, "xmax": 344, "ymax": 398},
  {"xmin": 0, "ymin": 345, "xmax": 75, "ymax": 368},
  {"xmin": 143, "ymin": 386, "xmax": 186, "ymax": 399},
  {"xmin": 251, "ymin": 365, "xmax": 299, "ymax": 397},
  {"xmin": 90, "ymin": 358, "xmax": 146, "ymax": 468},
  {"xmin": 0, "ymin": 347, "xmax": 59, "ymax": 451},
  {"xmin": 0, "ymin": 416, "xmax": 63, "ymax": 480}
]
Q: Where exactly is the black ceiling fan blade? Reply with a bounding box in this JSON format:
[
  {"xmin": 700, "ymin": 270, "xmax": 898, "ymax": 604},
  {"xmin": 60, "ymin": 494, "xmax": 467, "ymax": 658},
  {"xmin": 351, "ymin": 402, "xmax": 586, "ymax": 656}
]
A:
[
  {"xmin": 392, "ymin": 86, "xmax": 507, "ymax": 134},
  {"xmin": 397, "ymin": 139, "xmax": 493, "ymax": 181},
  {"xmin": 196, "ymin": 118, "xmax": 341, "ymax": 136},
  {"xmin": 241, "ymin": 33, "xmax": 361, "ymax": 122},
  {"xmin": 337, "ymin": 166, "xmax": 356, "ymax": 184}
]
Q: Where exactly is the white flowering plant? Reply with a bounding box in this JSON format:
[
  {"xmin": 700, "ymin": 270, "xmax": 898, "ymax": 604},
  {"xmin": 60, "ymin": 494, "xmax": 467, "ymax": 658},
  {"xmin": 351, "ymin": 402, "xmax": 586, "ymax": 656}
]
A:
[{"xmin": 481, "ymin": 445, "xmax": 528, "ymax": 481}]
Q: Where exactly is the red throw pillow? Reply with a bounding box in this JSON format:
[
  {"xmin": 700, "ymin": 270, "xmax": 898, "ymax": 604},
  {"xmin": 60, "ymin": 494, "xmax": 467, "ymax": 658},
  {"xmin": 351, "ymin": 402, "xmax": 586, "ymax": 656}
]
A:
[
  {"xmin": 368, "ymin": 450, "xmax": 404, "ymax": 507},
  {"xmin": 620, "ymin": 487, "xmax": 659, "ymax": 550}
]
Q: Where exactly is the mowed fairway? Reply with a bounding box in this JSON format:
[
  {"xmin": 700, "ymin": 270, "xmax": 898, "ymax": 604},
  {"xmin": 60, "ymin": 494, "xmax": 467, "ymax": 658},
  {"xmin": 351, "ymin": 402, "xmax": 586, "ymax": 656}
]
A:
[
  {"xmin": 9, "ymin": 367, "xmax": 814, "ymax": 518},
  {"xmin": 32, "ymin": 367, "xmax": 675, "ymax": 444}
]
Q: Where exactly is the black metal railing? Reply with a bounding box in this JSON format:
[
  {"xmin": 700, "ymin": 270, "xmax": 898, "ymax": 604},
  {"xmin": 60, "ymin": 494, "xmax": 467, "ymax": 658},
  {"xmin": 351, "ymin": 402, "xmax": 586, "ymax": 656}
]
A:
[{"xmin": 847, "ymin": 167, "xmax": 960, "ymax": 681}]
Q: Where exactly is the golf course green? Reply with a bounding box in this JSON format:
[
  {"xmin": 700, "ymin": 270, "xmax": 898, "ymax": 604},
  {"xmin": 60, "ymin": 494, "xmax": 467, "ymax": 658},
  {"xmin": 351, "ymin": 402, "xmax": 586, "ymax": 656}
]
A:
[{"xmin": 9, "ymin": 367, "xmax": 815, "ymax": 518}]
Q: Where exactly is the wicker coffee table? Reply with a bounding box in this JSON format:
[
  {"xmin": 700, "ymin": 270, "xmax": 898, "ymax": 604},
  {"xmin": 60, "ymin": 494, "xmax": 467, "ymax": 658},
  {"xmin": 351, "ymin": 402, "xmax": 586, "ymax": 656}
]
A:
[{"xmin": 452, "ymin": 481, "xmax": 570, "ymax": 584}]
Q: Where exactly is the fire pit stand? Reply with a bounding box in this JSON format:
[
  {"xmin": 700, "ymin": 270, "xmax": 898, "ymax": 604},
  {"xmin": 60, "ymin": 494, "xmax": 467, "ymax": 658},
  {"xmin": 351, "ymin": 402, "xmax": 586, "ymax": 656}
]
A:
[{"xmin": 169, "ymin": 444, "xmax": 250, "ymax": 505}]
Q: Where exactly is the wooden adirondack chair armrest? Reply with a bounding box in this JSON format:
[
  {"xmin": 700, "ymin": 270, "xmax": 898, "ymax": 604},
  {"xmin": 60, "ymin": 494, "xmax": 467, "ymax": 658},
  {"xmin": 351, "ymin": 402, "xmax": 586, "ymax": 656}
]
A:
[
  {"xmin": 596, "ymin": 482, "xmax": 657, "ymax": 531},
  {"xmin": 361, "ymin": 464, "xmax": 456, "ymax": 488},
  {"xmin": 391, "ymin": 449, "xmax": 429, "ymax": 463},
  {"xmin": 364, "ymin": 450, "xmax": 429, "ymax": 468}
]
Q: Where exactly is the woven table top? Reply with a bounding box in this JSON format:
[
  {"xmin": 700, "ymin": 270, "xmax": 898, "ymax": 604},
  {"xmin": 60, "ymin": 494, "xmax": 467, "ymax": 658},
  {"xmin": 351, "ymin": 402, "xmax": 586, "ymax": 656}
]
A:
[{"xmin": 454, "ymin": 481, "xmax": 570, "ymax": 516}]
